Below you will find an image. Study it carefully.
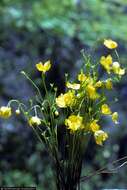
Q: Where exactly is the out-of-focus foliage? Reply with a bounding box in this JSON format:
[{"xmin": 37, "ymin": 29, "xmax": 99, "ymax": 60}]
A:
[{"xmin": 1, "ymin": 0, "xmax": 127, "ymax": 45}]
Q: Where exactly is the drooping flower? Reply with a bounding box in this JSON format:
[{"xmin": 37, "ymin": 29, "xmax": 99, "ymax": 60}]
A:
[
  {"xmin": 112, "ymin": 112, "xmax": 119, "ymax": 124},
  {"xmin": 105, "ymin": 79, "xmax": 113, "ymax": 90},
  {"xmin": 86, "ymin": 84, "xmax": 99, "ymax": 99},
  {"xmin": 0, "ymin": 106, "xmax": 12, "ymax": 119},
  {"xmin": 90, "ymin": 120, "xmax": 100, "ymax": 132},
  {"xmin": 112, "ymin": 62, "xmax": 125, "ymax": 76},
  {"xmin": 65, "ymin": 115, "xmax": 83, "ymax": 132},
  {"xmin": 104, "ymin": 39, "xmax": 118, "ymax": 49},
  {"xmin": 101, "ymin": 104, "xmax": 112, "ymax": 115},
  {"xmin": 66, "ymin": 82, "xmax": 80, "ymax": 90},
  {"xmin": 28, "ymin": 116, "xmax": 41, "ymax": 127},
  {"xmin": 15, "ymin": 109, "xmax": 20, "ymax": 115},
  {"xmin": 100, "ymin": 55, "xmax": 112, "ymax": 74},
  {"xmin": 94, "ymin": 130, "xmax": 108, "ymax": 145},
  {"xmin": 36, "ymin": 60, "xmax": 51, "ymax": 73},
  {"xmin": 56, "ymin": 91, "xmax": 75, "ymax": 108}
]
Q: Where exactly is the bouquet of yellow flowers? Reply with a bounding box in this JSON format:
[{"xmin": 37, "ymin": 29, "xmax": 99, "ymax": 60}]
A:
[{"xmin": 0, "ymin": 39, "xmax": 125, "ymax": 190}]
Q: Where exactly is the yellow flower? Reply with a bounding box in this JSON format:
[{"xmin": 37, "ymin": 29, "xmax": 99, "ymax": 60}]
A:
[
  {"xmin": 90, "ymin": 120, "xmax": 100, "ymax": 132},
  {"xmin": 112, "ymin": 62, "xmax": 125, "ymax": 75},
  {"xmin": 0, "ymin": 106, "xmax": 12, "ymax": 119},
  {"xmin": 56, "ymin": 91, "xmax": 75, "ymax": 108},
  {"xmin": 56, "ymin": 93, "xmax": 66, "ymax": 108},
  {"xmin": 101, "ymin": 104, "xmax": 112, "ymax": 115},
  {"xmin": 104, "ymin": 39, "xmax": 118, "ymax": 49},
  {"xmin": 95, "ymin": 81, "xmax": 103, "ymax": 88},
  {"xmin": 28, "ymin": 116, "xmax": 41, "ymax": 127},
  {"xmin": 36, "ymin": 60, "xmax": 51, "ymax": 73},
  {"xmin": 100, "ymin": 55, "xmax": 112, "ymax": 74},
  {"xmin": 112, "ymin": 112, "xmax": 119, "ymax": 124},
  {"xmin": 105, "ymin": 79, "xmax": 113, "ymax": 90},
  {"xmin": 78, "ymin": 72, "xmax": 87, "ymax": 82},
  {"xmin": 94, "ymin": 130, "xmax": 108, "ymax": 145},
  {"xmin": 86, "ymin": 84, "xmax": 99, "ymax": 100},
  {"xmin": 66, "ymin": 82, "xmax": 80, "ymax": 90},
  {"xmin": 65, "ymin": 115, "xmax": 83, "ymax": 132}
]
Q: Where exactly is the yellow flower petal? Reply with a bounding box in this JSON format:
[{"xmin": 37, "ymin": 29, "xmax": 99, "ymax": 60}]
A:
[
  {"xmin": 78, "ymin": 72, "xmax": 87, "ymax": 82},
  {"xmin": 101, "ymin": 104, "xmax": 112, "ymax": 115},
  {"xmin": 66, "ymin": 82, "xmax": 80, "ymax": 90},
  {"xmin": 104, "ymin": 39, "xmax": 118, "ymax": 49},
  {"xmin": 56, "ymin": 93, "xmax": 66, "ymax": 108},
  {"xmin": 94, "ymin": 130, "xmax": 108, "ymax": 145},
  {"xmin": 100, "ymin": 55, "xmax": 112, "ymax": 74},
  {"xmin": 112, "ymin": 112, "xmax": 119, "ymax": 124},
  {"xmin": 36, "ymin": 60, "xmax": 51, "ymax": 73},
  {"xmin": 112, "ymin": 62, "xmax": 125, "ymax": 75},
  {"xmin": 90, "ymin": 120, "xmax": 100, "ymax": 132},
  {"xmin": 56, "ymin": 91, "xmax": 75, "ymax": 108},
  {"xmin": 86, "ymin": 84, "xmax": 99, "ymax": 100},
  {"xmin": 65, "ymin": 115, "xmax": 83, "ymax": 132},
  {"xmin": 28, "ymin": 116, "xmax": 41, "ymax": 127}
]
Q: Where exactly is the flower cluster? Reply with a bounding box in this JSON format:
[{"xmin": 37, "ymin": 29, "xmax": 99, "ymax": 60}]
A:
[
  {"xmin": 55, "ymin": 39, "xmax": 125, "ymax": 145},
  {"xmin": 0, "ymin": 39, "xmax": 125, "ymax": 147}
]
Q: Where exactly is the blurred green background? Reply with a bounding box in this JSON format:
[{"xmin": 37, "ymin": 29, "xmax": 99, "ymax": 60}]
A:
[{"xmin": 0, "ymin": 0, "xmax": 127, "ymax": 189}]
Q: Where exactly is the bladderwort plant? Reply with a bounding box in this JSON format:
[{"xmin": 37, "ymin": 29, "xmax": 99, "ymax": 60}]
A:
[{"xmin": 0, "ymin": 39, "xmax": 126, "ymax": 190}]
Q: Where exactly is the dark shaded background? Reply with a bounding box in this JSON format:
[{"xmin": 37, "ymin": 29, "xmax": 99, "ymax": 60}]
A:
[{"xmin": 0, "ymin": 0, "xmax": 127, "ymax": 189}]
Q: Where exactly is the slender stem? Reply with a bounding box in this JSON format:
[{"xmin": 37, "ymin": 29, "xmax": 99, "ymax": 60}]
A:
[{"xmin": 21, "ymin": 71, "xmax": 43, "ymax": 101}]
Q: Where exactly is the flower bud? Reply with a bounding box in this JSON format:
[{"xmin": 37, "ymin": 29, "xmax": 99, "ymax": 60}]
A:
[
  {"xmin": 15, "ymin": 109, "xmax": 20, "ymax": 115},
  {"xmin": 55, "ymin": 110, "xmax": 59, "ymax": 116}
]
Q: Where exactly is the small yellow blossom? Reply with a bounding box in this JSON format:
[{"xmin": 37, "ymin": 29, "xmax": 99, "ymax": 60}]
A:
[
  {"xmin": 100, "ymin": 55, "xmax": 112, "ymax": 74},
  {"xmin": 28, "ymin": 116, "xmax": 41, "ymax": 127},
  {"xmin": 90, "ymin": 120, "xmax": 100, "ymax": 132},
  {"xmin": 66, "ymin": 82, "xmax": 80, "ymax": 90},
  {"xmin": 56, "ymin": 91, "xmax": 75, "ymax": 108},
  {"xmin": 36, "ymin": 60, "xmax": 51, "ymax": 73},
  {"xmin": 112, "ymin": 62, "xmax": 125, "ymax": 76},
  {"xmin": 105, "ymin": 79, "xmax": 113, "ymax": 90},
  {"xmin": 65, "ymin": 115, "xmax": 83, "ymax": 132},
  {"xmin": 94, "ymin": 130, "xmax": 108, "ymax": 145},
  {"xmin": 104, "ymin": 39, "xmax": 118, "ymax": 49},
  {"xmin": 95, "ymin": 81, "xmax": 103, "ymax": 88},
  {"xmin": 101, "ymin": 104, "xmax": 112, "ymax": 115},
  {"xmin": 0, "ymin": 106, "xmax": 12, "ymax": 119},
  {"xmin": 86, "ymin": 84, "xmax": 99, "ymax": 99},
  {"xmin": 78, "ymin": 72, "xmax": 87, "ymax": 82},
  {"xmin": 112, "ymin": 112, "xmax": 119, "ymax": 124}
]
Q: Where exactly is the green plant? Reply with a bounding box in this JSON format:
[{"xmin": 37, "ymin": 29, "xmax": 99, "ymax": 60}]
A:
[{"xmin": 0, "ymin": 39, "xmax": 126, "ymax": 190}]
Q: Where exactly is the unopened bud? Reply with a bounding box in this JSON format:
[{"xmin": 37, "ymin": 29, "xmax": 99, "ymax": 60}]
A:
[
  {"xmin": 41, "ymin": 107, "xmax": 44, "ymax": 111},
  {"xmin": 15, "ymin": 109, "xmax": 20, "ymax": 115},
  {"xmin": 55, "ymin": 110, "xmax": 59, "ymax": 116}
]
